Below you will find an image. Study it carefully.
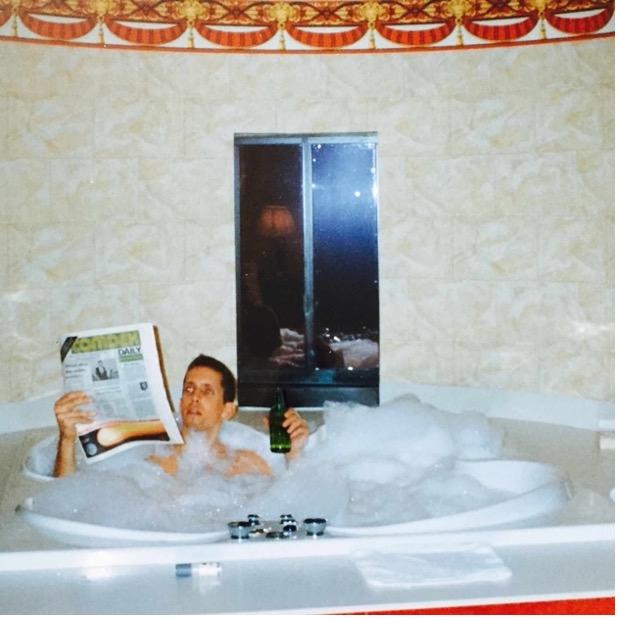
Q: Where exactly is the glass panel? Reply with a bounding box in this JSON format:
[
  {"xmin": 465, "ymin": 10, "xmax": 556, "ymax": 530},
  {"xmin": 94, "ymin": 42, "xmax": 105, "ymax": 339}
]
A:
[
  {"xmin": 237, "ymin": 144, "xmax": 306, "ymax": 370},
  {"xmin": 311, "ymin": 142, "xmax": 379, "ymax": 371}
]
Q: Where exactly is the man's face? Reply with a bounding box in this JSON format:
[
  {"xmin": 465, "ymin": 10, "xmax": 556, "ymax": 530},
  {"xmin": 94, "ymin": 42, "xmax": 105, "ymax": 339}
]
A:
[{"xmin": 180, "ymin": 366, "xmax": 233, "ymax": 434}]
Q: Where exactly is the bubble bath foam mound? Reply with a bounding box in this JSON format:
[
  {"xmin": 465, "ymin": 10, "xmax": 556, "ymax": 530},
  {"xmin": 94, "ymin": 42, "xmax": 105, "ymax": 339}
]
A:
[{"xmin": 26, "ymin": 395, "xmax": 517, "ymax": 534}]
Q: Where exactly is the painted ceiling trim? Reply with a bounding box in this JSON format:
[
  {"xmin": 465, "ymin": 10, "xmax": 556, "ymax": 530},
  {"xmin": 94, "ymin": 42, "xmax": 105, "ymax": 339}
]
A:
[{"xmin": 0, "ymin": 0, "xmax": 614, "ymax": 53}]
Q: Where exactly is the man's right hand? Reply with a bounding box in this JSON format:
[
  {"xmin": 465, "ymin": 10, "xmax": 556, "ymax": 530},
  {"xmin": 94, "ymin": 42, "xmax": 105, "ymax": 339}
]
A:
[{"xmin": 54, "ymin": 391, "xmax": 94, "ymax": 440}]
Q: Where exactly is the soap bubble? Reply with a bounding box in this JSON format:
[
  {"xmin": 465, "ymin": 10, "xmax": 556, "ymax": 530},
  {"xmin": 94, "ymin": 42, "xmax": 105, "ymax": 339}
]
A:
[{"xmin": 28, "ymin": 395, "xmax": 506, "ymax": 532}]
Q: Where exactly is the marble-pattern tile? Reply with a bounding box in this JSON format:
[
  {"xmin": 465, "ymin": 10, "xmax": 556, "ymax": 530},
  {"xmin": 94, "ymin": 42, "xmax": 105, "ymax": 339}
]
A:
[
  {"xmin": 5, "ymin": 288, "xmax": 51, "ymax": 356},
  {"xmin": 0, "ymin": 44, "xmax": 53, "ymax": 100},
  {"xmin": 9, "ymin": 351, "xmax": 60, "ymax": 402},
  {"xmin": 368, "ymin": 97, "xmax": 451, "ymax": 157},
  {"xmin": 325, "ymin": 55, "xmax": 404, "ymax": 100},
  {"xmin": 404, "ymin": 155, "xmax": 496, "ymax": 218},
  {"xmin": 0, "ymin": 159, "xmax": 49, "ymax": 225},
  {"xmin": 538, "ymin": 283, "xmax": 614, "ymax": 349},
  {"xmin": 49, "ymin": 284, "xmax": 142, "ymax": 337},
  {"xmin": 136, "ymin": 158, "xmax": 232, "ymax": 222},
  {"xmin": 382, "ymin": 218, "xmax": 452, "ymax": 279},
  {"xmin": 7, "ymin": 96, "xmax": 94, "ymax": 158},
  {"xmin": 538, "ymin": 218, "xmax": 609, "ymax": 283},
  {"xmin": 8, "ymin": 224, "xmax": 96, "ymax": 289},
  {"xmin": 449, "ymin": 91, "xmax": 536, "ymax": 156},
  {"xmin": 402, "ymin": 48, "xmax": 493, "ymax": 98},
  {"xmin": 275, "ymin": 99, "xmax": 369, "ymax": 134},
  {"xmin": 229, "ymin": 55, "xmax": 326, "ymax": 102},
  {"xmin": 493, "ymin": 283, "xmax": 542, "ymax": 347},
  {"xmin": 95, "ymin": 222, "xmax": 185, "ymax": 284},
  {"xmin": 139, "ymin": 280, "xmax": 236, "ymax": 349},
  {"xmin": 455, "ymin": 344, "xmax": 539, "ymax": 392},
  {"xmin": 407, "ymin": 342, "xmax": 456, "ymax": 386},
  {"xmin": 536, "ymin": 87, "xmax": 605, "ymax": 152},
  {"xmin": 493, "ymin": 152, "xmax": 581, "ymax": 217},
  {"xmin": 574, "ymin": 150, "xmax": 614, "ymax": 217},
  {"xmin": 184, "ymin": 98, "xmax": 277, "ymax": 158},
  {"xmin": 93, "ymin": 94, "xmax": 184, "ymax": 159},
  {"xmin": 142, "ymin": 53, "xmax": 231, "ymax": 101},
  {"xmin": 379, "ymin": 278, "xmax": 412, "ymax": 344},
  {"xmin": 453, "ymin": 218, "xmax": 538, "ymax": 281},
  {"xmin": 184, "ymin": 220, "xmax": 235, "ymax": 281},
  {"xmin": 50, "ymin": 159, "xmax": 140, "ymax": 223},
  {"xmin": 539, "ymin": 341, "xmax": 613, "ymax": 401}
]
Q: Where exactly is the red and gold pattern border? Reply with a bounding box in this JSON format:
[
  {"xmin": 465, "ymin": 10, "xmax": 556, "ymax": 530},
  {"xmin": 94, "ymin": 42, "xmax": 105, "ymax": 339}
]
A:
[{"xmin": 0, "ymin": 0, "xmax": 614, "ymax": 52}]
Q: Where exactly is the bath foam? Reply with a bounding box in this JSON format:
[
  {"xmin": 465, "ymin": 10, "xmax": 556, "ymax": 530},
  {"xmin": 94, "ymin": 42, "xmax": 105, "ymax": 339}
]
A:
[{"xmin": 26, "ymin": 395, "xmax": 520, "ymax": 533}]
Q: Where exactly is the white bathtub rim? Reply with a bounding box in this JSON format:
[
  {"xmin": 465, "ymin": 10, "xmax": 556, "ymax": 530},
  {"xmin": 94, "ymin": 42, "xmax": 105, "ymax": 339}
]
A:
[
  {"xmin": 17, "ymin": 499, "xmax": 228, "ymax": 546},
  {"xmin": 16, "ymin": 458, "xmax": 571, "ymax": 546}
]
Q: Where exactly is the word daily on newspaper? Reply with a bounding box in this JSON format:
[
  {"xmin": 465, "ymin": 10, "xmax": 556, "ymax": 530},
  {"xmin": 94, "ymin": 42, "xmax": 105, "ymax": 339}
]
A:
[{"xmin": 60, "ymin": 323, "xmax": 183, "ymax": 463}]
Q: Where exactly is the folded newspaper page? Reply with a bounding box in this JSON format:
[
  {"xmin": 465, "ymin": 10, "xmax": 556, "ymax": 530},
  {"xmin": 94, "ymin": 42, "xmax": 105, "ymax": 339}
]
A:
[{"xmin": 59, "ymin": 323, "xmax": 183, "ymax": 463}]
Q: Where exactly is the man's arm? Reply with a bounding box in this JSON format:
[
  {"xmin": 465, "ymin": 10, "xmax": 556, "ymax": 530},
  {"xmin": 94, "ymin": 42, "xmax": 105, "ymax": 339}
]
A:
[
  {"xmin": 282, "ymin": 409, "xmax": 309, "ymax": 461},
  {"xmin": 52, "ymin": 391, "xmax": 94, "ymax": 477}
]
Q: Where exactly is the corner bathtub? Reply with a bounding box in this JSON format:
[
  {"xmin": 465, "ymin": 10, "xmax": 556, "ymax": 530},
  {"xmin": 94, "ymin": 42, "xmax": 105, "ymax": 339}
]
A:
[{"xmin": 0, "ymin": 382, "xmax": 614, "ymax": 614}]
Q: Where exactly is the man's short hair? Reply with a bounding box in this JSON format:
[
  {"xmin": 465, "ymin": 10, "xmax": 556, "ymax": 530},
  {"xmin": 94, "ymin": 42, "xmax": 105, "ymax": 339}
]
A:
[{"xmin": 184, "ymin": 355, "xmax": 236, "ymax": 403}]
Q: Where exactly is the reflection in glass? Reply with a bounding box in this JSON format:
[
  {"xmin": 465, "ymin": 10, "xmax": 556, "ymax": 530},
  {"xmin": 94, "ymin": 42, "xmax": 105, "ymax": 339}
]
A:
[
  {"xmin": 235, "ymin": 135, "xmax": 379, "ymax": 407},
  {"xmin": 238, "ymin": 144, "xmax": 305, "ymax": 369},
  {"xmin": 312, "ymin": 142, "xmax": 379, "ymax": 371}
]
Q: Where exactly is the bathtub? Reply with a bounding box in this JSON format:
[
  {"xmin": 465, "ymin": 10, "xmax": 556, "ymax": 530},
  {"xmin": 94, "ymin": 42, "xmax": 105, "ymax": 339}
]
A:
[{"xmin": 0, "ymin": 382, "xmax": 614, "ymax": 613}]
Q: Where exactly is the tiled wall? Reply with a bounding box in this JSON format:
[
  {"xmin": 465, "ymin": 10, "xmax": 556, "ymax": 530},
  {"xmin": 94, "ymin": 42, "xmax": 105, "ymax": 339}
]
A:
[{"xmin": 0, "ymin": 39, "xmax": 614, "ymax": 405}]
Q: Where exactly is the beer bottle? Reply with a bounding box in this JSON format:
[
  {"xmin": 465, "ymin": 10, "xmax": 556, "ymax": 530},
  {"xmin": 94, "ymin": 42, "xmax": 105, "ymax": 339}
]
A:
[{"xmin": 269, "ymin": 387, "xmax": 291, "ymax": 453}]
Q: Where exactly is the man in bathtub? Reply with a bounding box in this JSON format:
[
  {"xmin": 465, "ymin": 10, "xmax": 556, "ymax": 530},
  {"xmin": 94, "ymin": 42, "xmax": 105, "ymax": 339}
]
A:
[{"xmin": 52, "ymin": 354, "xmax": 309, "ymax": 477}]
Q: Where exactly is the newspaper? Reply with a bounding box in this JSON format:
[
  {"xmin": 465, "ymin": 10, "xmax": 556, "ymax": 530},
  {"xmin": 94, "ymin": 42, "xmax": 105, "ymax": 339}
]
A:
[{"xmin": 60, "ymin": 323, "xmax": 183, "ymax": 463}]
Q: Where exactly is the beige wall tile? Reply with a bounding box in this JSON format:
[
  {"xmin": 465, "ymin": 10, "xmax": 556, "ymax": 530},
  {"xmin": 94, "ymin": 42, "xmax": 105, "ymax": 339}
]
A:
[
  {"xmin": 379, "ymin": 278, "xmax": 412, "ymax": 345},
  {"xmin": 382, "ymin": 218, "xmax": 452, "ymax": 279},
  {"xmin": 403, "ymin": 49, "xmax": 492, "ymax": 98},
  {"xmin": 493, "ymin": 283, "xmax": 542, "ymax": 346},
  {"xmin": 10, "ymin": 352, "xmax": 60, "ymax": 401},
  {"xmin": 539, "ymin": 341, "xmax": 613, "ymax": 401},
  {"xmin": 8, "ymin": 224, "xmax": 96, "ymax": 289},
  {"xmin": 7, "ymin": 96, "xmax": 94, "ymax": 158},
  {"xmin": 136, "ymin": 158, "xmax": 230, "ymax": 222},
  {"xmin": 455, "ymin": 345, "xmax": 539, "ymax": 392},
  {"xmin": 0, "ymin": 45, "xmax": 53, "ymax": 100},
  {"xmin": 49, "ymin": 284, "xmax": 142, "ymax": 337},
  {"xmin": 93, "ymin": 94, "xmax": 184, "ymax": 158},
  {"xmin": 184, "ymin": 98, "xmax": 277, "ymax": 158},
  {"xmin": 574, "ymin": 150, "xmax": 614, "ymax": 217},
  {"xmin": 276, "ymin": 99, "xmax": 370, "ymax": 134},
  {"xmin": 538, "ymin": 283, "xmax": 614, "ymax": 349},
  {"xmin": 142, "ymin": 54, "xmax": 231, "ymax": 101},
  {"xmin": 453, "ymin": 218, "xmax": 538, "ymax": 280},
  {"xmin": 139, "ymin": 280, "xmax": 235, "ymax": 351},
  {"xmin": 50, "ymin": 159, "xmax": 140, "ymax": 223},
  {"xmin": 538, "ymin": 218, "xmax": 609, "ymax": 283},
  {"xmin": 0, "ymin": 159, "xmax": 49, "ymax": 224},
  {"xmin": 95, "ymin": 222, "xmax": 185, "ymax": 284},
  {"xmin": 493, "ymin": 152, "xmax": 581, "ymax": 217},
  {"xmin": 0, "ymin": 39, "xmax": 614, "ymax": 405},
  {"xmin": 6, "ymin": 288, "xmax": 51, "ymax": 356},
  {"xmin": 229, "ymin": 56, "xmax": 326, "ymax": 102},
  {"xmin": 407, "ymin": 342, "xmax": 456, "ymax": 386},
  {"xmin": 450, "ymin": 92, "xmax": 536, "ymax": 156},
  {"xmin": 184, "ymin": 220, "xmax": 235, "ymax": 281},
  {"xmin": 404, "ymin": 156, "xmax": 496, "ymax": 218},
  {"xmin": 369, "ymin": 98, "xmax": 451, "ymax": 156},
  {"xmin": 536, "ymin": 87, "xmax": 605, "ymax": 152},
  {"xmin": 325, "ymin": 55, "xmax": 403, "ymax": 100}
]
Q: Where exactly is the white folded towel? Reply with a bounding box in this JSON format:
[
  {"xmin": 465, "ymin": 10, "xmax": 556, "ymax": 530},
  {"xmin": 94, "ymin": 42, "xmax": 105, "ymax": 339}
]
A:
[{"xmin": 351, "ymin": 544, "xmax": 512, "ymax": 589}]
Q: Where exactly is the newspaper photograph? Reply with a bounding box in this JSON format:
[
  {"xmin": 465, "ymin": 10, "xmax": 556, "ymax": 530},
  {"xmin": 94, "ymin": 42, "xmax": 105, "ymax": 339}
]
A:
[{"xmin": 60, "ymin": 323, "xmax": 183, "ymax": 463}]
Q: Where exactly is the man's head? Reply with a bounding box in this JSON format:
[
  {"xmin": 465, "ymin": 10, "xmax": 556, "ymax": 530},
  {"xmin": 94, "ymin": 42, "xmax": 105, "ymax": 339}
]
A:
[{"xmin": 180, "ymin": 355, "xmax": 237, "ymax": 437}]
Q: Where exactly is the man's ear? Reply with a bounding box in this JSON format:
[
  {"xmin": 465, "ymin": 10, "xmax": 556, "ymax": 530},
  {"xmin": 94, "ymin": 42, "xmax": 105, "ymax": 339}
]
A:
[{"xmin": 221, "ymin": 402, "xmax": 236, "ymax": 421}]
